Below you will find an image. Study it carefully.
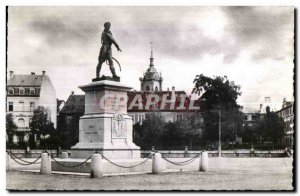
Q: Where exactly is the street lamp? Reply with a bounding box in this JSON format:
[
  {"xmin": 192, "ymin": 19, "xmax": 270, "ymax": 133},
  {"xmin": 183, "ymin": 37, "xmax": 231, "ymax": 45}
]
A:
[{"xmin": 218, "ymin": 109, "xmax": 221, "ymax": 157}]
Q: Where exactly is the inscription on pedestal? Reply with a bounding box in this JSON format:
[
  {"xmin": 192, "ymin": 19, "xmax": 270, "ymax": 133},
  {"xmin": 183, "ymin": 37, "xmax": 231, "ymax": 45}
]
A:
[
  {"xmin": 112, "ymin": 113, "xmax": 127, "ymax": 138},
  {"xmin": 84, "ymin": 126, "xmax": 98, "ymax": 142}
]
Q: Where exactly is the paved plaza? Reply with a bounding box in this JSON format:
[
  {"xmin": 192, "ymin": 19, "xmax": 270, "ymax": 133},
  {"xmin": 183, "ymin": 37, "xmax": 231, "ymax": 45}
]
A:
[{"xmin": 6, "ymin": 158, "xmax": 293, "ymax": 191}]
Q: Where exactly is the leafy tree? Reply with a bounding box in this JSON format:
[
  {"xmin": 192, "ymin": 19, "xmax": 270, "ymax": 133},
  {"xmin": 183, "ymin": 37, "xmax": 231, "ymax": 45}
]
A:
[
  {"xmin": 135, "ymin": 112, "xmax": 166, "ymax": 148},
  {"xmin": 259, "ymin": 108, "xmax": 284, "ymax": 143},
  {"xmin": 192, "ymin": 74, "xmax": 243, "ymax": 144},
  {"xmin": 30, "ymin": 106, "xmax": 55, "ymax": 136},
  {"xmin": 177, "ymin": 112, "xmax": 204, "ymax": 149},
  {"xmin": 29, "ymin": 106, "xmax": 58, "ymax": 148},
  {"xmin": 6, "ymin": 113, "xmax": 17, "ymax": 134}
]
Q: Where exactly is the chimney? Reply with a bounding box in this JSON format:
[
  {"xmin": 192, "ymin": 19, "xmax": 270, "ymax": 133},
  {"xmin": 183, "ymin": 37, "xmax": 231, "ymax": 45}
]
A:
[
  {"xmin": 259, "ymin": 104, "xmax": 263, "ymax": 111},
  {"xmin": 71, "ymin": 91, "xmax": 74, "ymax": 95},
  {"xmin": 31, "ymin": 72, "xmax": 35, "ymax": 75},
  {"xmin": 9, "ymin": 71, "xmax": 13, "ymax": 78},
  {"xmin": 167, "ymin": 88, "xmax": 169, "ymax": 91},
  {"xmin": 172, "ymin": 86, "xmax": 175, "ymax": 91},
  {"xmin": 42, "ymin": 71, "xmax": 46, "ymax": 76}
]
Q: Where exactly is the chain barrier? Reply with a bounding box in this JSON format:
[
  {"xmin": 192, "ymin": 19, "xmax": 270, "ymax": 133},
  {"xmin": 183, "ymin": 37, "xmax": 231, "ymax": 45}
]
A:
[
  {"xmin": 48, "ymin": 152, "xmax": 92, "ymax": 168},
  {"xmin": 101, "ymin": 153, "xmax": 154, "ymax": 169},
  {"xmin": 162, "ymin": 153, "xmax": 201, "ymax": 166},
  {"xmin": 7, "ymin": 151, "xmax": 41, "ymax": 166}
]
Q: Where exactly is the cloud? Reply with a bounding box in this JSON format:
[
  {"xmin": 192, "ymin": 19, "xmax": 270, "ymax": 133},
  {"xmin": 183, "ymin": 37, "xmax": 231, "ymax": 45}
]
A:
[
  {"xmin": 7, "ymin": 6, "xmax": 294, "ymax": 109},
  {"xmin": 30, "ymin": 18, "xmax": 99, "ymax": 47},
  {"xmin": 222, "ymin": 6, "xmax": 294, "ymax": 62}
]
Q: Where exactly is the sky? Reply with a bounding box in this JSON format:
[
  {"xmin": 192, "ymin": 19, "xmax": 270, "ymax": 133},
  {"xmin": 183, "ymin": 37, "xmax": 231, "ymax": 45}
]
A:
[{"xmin": 7, "ymin": 6, "xmax": 294, "ymax": 112}]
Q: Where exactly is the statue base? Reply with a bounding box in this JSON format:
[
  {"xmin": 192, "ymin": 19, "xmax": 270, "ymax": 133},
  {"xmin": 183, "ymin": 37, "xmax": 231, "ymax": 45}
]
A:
[
  {"xmin": 92, "ymin": 75, "xmax": 120, "ymax": 82},
  {"xmin": 71, "ymin": 79, "xmax": 140, "ymax": 159}
]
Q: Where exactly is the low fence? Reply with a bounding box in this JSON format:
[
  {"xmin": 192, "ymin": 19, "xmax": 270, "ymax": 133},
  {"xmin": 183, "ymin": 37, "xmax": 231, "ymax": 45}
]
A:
[
  {"xmin": 6, "ymin": 149, "xmax": 59, "ymax": 158},
  {"xmin": 141, "ymin": 149, "xmax": 290, "ymax": 158},
  {"xmin": 7, "ymin": 148, "xmax": 290, "ymax": 158},
  {"xmin": 6, "ymin": 151, "xmax": 209, "ymax": 178}
]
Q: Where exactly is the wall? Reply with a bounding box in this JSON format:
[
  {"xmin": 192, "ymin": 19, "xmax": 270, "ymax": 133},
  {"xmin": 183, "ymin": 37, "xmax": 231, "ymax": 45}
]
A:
[{"xmin": 39, "ymin": 75, "xmax": 57, "ymax": 128}]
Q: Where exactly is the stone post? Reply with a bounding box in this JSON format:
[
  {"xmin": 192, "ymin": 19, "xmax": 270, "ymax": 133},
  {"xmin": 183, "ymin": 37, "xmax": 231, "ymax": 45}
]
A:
[
  {"xmin": 90, "ymin": 154, "xmax": 103, "ymax": 178},
  {"xmin": 152, "ymin": 152, "xmax": 165, "ymax": 174},
  {"xmin": 201, "ymin": 151, "xmax": 208, "ymax": 172},
  {"xmin": 151, "ymin": 146, "xmax": 155, "ymax": 151},
  {"xmin": 184, "ymin": 146, "xmax": 189, "ymax": 158},
  {"xmin": 198, "ymin": 153, "xmax": 202, "ymax": 171},
  {"xmin": 40, "ymin": 153, "xmax": 51, "ymax": 174},
  {"xmin": 60, "ymin": 151, "xmax": 68, "ymax": 159},
  {"xmin": 6, "ymin": 152, "xmax": 11, "ymax": 171}
]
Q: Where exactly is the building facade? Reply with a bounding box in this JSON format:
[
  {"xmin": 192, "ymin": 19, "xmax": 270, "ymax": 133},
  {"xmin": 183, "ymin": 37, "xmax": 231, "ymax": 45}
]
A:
[
  {"xmin": 6, "ymin": 71, "xmax": 57, "ymax": 145},
  {"xmin": 139, "ymin": 46, "xmax": 163, "ymax": 92},
  {"xmin": 129, "ymin": 45, "xmax": 202, "ymax": 124},
  {"xmin": 276, "ymin": 98, "xmax": 294, "ymax": 148}
]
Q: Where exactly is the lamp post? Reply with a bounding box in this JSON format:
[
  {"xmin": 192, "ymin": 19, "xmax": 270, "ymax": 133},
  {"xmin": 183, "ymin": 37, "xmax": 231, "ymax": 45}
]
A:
[{"xmin": 218, "ymin": 109, "xmax": 221, "ymax": 157}]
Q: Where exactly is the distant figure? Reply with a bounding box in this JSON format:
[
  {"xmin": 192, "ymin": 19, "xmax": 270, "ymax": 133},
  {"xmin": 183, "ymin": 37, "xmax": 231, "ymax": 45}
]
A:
[{"xmin": 96, "ymin": 22, "xmax": 122, "ymax": 78}]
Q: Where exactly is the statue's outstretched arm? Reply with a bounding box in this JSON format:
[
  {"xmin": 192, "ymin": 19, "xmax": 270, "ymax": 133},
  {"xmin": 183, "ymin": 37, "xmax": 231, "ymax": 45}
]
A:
[{"xmin": 107, "ymin": 33, "xmax": 121, "ymax": 52}]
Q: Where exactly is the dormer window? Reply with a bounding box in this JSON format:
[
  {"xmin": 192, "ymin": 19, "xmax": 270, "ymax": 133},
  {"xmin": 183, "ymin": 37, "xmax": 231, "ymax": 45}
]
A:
[
  {"xmin": 30, "ymin": 88, "xmax": 35, "ymax": 95},
  {"xmin": 14, "ymin": 87, "xmax": 19, "ymax": 94},
  {"xmin": 8, "ymin": 87, "xmax": 14, "ymax": 95},
  {"xmin": 19, "ymin": 87, "xmax": 25, "ymax": 95}
]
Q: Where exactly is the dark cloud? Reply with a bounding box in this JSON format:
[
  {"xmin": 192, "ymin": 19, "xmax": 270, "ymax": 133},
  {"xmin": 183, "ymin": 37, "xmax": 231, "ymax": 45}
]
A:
[
  {"xmin": 31, "ymin": 18, "xmax": 100, "ymax": 47},
  {"xmin": 222, "ymin": 6, "xmax": 294, "ymax": 61},
  {"xmin": 11, "ymin": 6, "xmax": 294, "ymax": 67}
]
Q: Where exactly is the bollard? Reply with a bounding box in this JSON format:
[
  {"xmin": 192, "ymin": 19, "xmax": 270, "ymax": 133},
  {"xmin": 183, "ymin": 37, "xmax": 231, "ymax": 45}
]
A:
[
  {"xmin": 6, "ymin": 152, "xmax": 11, "ymax": 171},
  {"xmin": 90, "ymin": 154, "xmax": 103, "ymax": 178},
  {"xmin": 198, "ymin": 153, "xmax": 202, "ymax": 171},
  {"xmin": 151, "ymin": 146, "xmax": 155, "ymax": 151},
  {"xmin": 60, "ymin": 151, "xmax": 68, "ymax": 159},
  {"xmin": 184, "ymin": 146, "xmax": 188, "ymax": 153},
  {"xmin": 40, "ymin": 153, "xmax": 51, "ymax": 174},
  {"xmin": 152, "ymin": 152, "xmax": 165, "ymax": 174},
  {"xmin": 200, "ymin": 151, "xmax": 208, "ymax": 172}
]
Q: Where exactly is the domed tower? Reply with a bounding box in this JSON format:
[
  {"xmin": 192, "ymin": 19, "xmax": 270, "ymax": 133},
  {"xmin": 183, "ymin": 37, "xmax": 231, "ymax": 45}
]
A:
[{"xmin": 139, "ymin": 43, "xmax": 163, "ymax": 91}]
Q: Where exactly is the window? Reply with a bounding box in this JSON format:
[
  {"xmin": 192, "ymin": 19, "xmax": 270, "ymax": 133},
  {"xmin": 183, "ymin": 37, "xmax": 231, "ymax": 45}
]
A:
[
  {"xmin": 19, "ymin": 101, "xmax": 24, "ymax": 112},
  {"xmin": 36, "ymin": 88, "xmax": 40, "ymax": 95},
  {"xmin": 30, "ymin": 88, "xmax": 35, "ymax": 95},
  {"xmin": 8, "ymin": 102, "xmax": 13, "ymax": 111},
  {"xmin": 19, "ymin": 88, "xmax": 25, "ymax": 95},
  {"xmin": 18, "ymin": 118, "xmax": 25, "ymax": 127},
  {"xmin": 30, "ymin": 102, "xmax": 35, "ymax": 111},
  {"xmin": 14, "ymin": 88, "xmax": 19, "ymax": 94},
  {"xmin": 177, "ymin": 114, "xmax": 183, "ymax": 121},
  {"xmin": 8, "ymin": 88, "xmax": 14, "ymax": 95},
  {"xmin": 146, "ymin": 86, "xmax": 150, "ymax": 91},
  {"xmin": 155, "ymin": 86, "xmax": 158, "ymax": 91},
  {"xmin": 133, "ymin": 115, "xmax": 136, "ymax": 124},
  {"xmin": 25, "ymin": 88, "xmax": 30, "ymax": 95}
]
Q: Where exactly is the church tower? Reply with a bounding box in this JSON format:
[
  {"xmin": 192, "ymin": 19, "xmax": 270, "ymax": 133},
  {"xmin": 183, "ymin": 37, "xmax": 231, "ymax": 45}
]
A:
[{"xmin": 139, "ymin": 43, "xmax": 163, "ymax": 91}]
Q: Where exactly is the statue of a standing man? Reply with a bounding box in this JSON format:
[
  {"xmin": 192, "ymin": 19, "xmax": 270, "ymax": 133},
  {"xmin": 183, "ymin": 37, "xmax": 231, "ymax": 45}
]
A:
[{"xmin": 96, "ymin": 22, "xmax": 122, "ymax": 78}]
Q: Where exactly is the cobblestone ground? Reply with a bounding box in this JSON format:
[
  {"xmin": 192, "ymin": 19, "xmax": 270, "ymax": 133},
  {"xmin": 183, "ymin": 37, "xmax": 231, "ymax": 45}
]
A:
[{"xmin": 6, "ymin": 158, "xmax": 293, "ymax": 191}]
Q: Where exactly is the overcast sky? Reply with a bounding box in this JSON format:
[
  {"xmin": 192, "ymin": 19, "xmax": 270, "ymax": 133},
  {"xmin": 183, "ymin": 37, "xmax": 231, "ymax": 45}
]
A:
[{"xmin": 7, "ymin": 6, "xmax": 294, "ymax": 112}]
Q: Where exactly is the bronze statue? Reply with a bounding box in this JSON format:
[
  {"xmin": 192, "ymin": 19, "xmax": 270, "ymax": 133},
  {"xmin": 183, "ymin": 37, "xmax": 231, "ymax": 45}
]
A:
[{"xmin": 96, "ymin": 22, "xmax": 122, "ymax": 79}]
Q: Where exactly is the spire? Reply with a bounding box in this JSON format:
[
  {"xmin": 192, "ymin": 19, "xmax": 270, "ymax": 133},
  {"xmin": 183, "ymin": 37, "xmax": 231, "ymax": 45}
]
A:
[{"xmin": 150, "ymin": 42, "xmax": 154, "ymax": 67}]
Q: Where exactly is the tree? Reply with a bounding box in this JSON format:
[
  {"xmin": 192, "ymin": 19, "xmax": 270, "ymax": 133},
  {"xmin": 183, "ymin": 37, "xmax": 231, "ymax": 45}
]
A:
[
  {"xmin": 30, "ymin": 106, "xmax": 55, "ymax": 136},
  {"xmin": 192, "ymin": 74, "xmax": 243, "ymax": 145},
  {"xmin": 192, "ymin": 74, "xmax": 241, "ymax": 110},
  {"xmin": 29, "ymin": 106, "xmax": 58, "ymax": 148},
  {"xmin": 177, "ymin": 112, "xmax": 204, "ymax": 149},
  {"xmin": 6, "ymin": 113, "xmax": 17, "ymax": 147},
  {"xmin": 259, "ymin": 108, "xmax": 284, "ymax": 144},
  {"xmin": 6, "ymin": 113, "xmax": 17, "ymax": 134},
  {"xmin": 133, "ymin": 112, "xmax": 166, "ymax": 149}
]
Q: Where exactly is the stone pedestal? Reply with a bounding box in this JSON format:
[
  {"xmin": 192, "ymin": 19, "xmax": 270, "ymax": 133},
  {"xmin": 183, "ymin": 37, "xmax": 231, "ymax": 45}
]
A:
[{"xmin": 71, "ymin": 80, "xmax": 140, "ymax": 159}]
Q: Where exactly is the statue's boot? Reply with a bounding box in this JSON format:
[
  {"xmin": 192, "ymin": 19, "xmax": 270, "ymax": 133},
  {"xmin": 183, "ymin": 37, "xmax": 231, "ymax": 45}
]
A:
[
  {"xmin": 96, "ymin": 64, "xmax": 102, "ymax": 78},
  {"xmin": 110, "ymin": 68, "xmax": 119, "ymax": 78}
]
